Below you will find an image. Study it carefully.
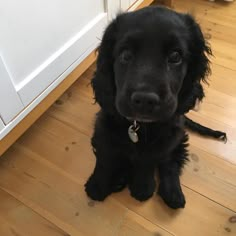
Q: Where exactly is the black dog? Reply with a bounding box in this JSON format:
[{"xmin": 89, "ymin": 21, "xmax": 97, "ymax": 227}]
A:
[{"xmin": 85, "ymin": 6, "xmax": 226, "ymax": 209}]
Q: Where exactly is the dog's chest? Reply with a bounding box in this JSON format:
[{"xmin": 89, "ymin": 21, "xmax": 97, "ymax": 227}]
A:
[{"xmin": 124, "ymin": 124, "xmax": 185, "ymax": 161}]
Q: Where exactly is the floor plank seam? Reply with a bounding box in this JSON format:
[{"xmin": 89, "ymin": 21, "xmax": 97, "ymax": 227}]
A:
[
  {"xmin": 112, "ymin": 197, "xmax": 176, "ymax": 236},
  {"xmin": 182, "ymin": 184, "xmax": 236, "ymax": 213}
]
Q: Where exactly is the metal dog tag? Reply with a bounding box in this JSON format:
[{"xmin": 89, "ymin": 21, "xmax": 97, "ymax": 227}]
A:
[{"xmin": 128, "ymin": 121, "xmax": 140, "ymax": 143}]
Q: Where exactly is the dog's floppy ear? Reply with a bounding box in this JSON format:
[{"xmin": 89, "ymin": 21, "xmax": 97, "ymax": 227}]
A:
[
  {"xmin": 177, "ymin": 14, "xmax": 212, "ymax": 114},
  {"xmin": 91, "ymin": 19, "xmax": 118, "ymax": 113}
]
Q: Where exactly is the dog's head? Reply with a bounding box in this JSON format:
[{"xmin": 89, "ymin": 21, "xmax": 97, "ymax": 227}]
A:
[{"xmin": 92, "ymin": 6, "xmax": 211, "ymax": 122}]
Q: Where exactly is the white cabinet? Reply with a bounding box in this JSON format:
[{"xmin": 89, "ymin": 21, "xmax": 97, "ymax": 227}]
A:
[
  {"xmin": 106, "ymin": 0, "xmax": 121, "ymax": 20},
  {"xmin": 130, "ymin": 0, "xmax": 138, "ymax": 5},
  {"xmin": 0, "ymin": 0, "xmax": 107, "ymax": 107},
  {"xmin": 0, "ymin": 118, "xmax": 5, "ymax": 133},
  {"xmin": 0, "ymin": 56, "xmax": 24, "ymax": 124},
  {"xmin": 0, "ymin": 0, "xmax": 147, "ymax": 141},
  {"xmin": 0, "ymin": 0, "xmax": 107, "ymax": 139},
  {"xmin": 107, "ymin": 0, "xmax": 139, "ymax": 19},
  {"xmin": 121, "ymin": 0, "xmax": 130, "ymax": 11},
  {"xmin": 121, "ymin": 0, "xmax": 138, "ymax": 11}
]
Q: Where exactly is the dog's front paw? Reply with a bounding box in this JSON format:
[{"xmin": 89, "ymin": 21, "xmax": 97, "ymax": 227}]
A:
[
  {"xmin": 85, "ymin": 175, "xmax": 111, "ymax": 201},
  {"xmin": 129, "ymin": 179, "xmax": 156, "ymax": 202},
  {"xmin": 158, "ymin": 182, "xmax": 186, "ymax": 209}
]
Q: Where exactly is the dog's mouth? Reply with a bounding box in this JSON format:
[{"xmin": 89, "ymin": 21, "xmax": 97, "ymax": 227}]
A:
[{"xmin": 116, "ymin": 94, "xmax": 177, "ymax": 124}]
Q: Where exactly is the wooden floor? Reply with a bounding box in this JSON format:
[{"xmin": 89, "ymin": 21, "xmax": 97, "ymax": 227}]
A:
[{"xmin": 0, "ymin": 0, "xmax": 236, "ymax": 235}]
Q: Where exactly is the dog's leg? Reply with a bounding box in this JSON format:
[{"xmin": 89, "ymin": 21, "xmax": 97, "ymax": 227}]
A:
[
  {"xmin": 85, "ymin": 159, "xmax": 115, "ymax": 201},
  {"xmin": 158, "ymin": 161, "xmax": 186, "ymax": 209},
  {"xmin": 85, "ymin": 146, "xmax": 129, "ymax": 201},
  {"xmin": 85, "ymin": 111, "xmax": 132, "ymax": 201},
  {"xmin": 85, "ymin": 162, "xmax": 111, "ymax": 201},
  {"xmin": 85, "ymin": 133, "xmax": 129, "ymax": 201},
  {"xmin": 128, "ymin": 158, "xmax": 156, "ymax": 202},
  {"xmin": 157, "ymin": 136, "xmax": 188, "ymax": 209}
]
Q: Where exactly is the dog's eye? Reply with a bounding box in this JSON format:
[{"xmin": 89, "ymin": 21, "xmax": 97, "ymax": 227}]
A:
[
  {"xmin": 119, "ymin": 50, "xmax": 133, "ymax": 64},
  {"xmin": 168, "ymin": 51, "xmax": 182, "ymax": 64}
]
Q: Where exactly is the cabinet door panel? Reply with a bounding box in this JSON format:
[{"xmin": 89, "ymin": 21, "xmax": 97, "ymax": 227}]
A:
[
  {"xmin": 121, "ymin": 0, "xmax": 130, "ymax": 11},
  {"xmin": 106, "ymin": 0, "xmax": 121, "ymax": 20},
  {"xmin": 0, "ymin": 0, "xmax": 107, "ymax": 106},
  {"xmin": 18, "ymin": 14, "xmax": 107, "ymax": 106}
]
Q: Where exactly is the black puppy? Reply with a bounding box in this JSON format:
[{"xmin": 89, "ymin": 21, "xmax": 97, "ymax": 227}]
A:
[{"xmin": 85, "ymin": 6, "xmax": 226, "ymax": 209}]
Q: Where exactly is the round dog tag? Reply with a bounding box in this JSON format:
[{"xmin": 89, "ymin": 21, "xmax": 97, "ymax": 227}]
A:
[{"xmin": 128, "ymin": 121, "xmax": 140, "ymax": 143}]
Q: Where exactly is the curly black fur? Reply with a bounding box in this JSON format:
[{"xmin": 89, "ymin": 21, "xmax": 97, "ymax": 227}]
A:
[{"xmin": 85, "ymin": 6, "xmax": 224, "ymax": 209}]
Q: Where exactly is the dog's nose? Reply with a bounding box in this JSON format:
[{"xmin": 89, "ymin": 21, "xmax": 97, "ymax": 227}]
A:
[{"xmin": 131, "ymin": 92, "xmax": 160, "ymax": 113}]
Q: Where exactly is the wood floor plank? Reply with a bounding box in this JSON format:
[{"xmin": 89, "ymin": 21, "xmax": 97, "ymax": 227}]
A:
[
  {"xmin": 1, "ymin": 114, "xmax": 234, "ymax": 236},
  {"xmin": 187, "ymin": 111, "xmax": 236, "ymax": 164},
  {"xmin": 0, "ymin": 188, "xmax": 69, "ymax": 236},
  {"xmin": 114, "ymin": 187, "xmax": 236, "ymax": 236},
  {"xmin": 173, "ymin": 0, "xmax": 236, "ymax": 23},
  {"xmin": 117, "ymin": 212, "xmax": 175, "ymax": 236},
  {"xmin": 0, "ymin": 145, "xmax": 173, "ymax": 236},
  {"xmin": 211, "ymin": 39, "xmax": 236, "ymax": 70},
  {"xmin": 183, "ymin": 145, "xmax": 236, "ymax": 211},
  {"xmin": 0, "ymin": 146, "xmax": 127, "ymax": 236},
  {"xmin": 0, "ymin": 143, "xmax": 235, "ymax": 236},
  {"xmin": 0, "ymin": 217, "xmax": 19, "ymax": 236},
  {"xmin": 210, "ymin": 64, "xmax": 236, "ymax": 97},
  {"xmin": 200, "ymin": 18, "xmax": 236, "ymax": 46},
  {"xmin": 199, "ymin": 87, "xmax": 236, "ymax": 128}
]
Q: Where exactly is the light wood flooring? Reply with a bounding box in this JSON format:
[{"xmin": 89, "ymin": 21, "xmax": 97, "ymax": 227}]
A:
[{"xmin": 0, "ymin": 0, "xmax": 235, "ymax": 235}]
